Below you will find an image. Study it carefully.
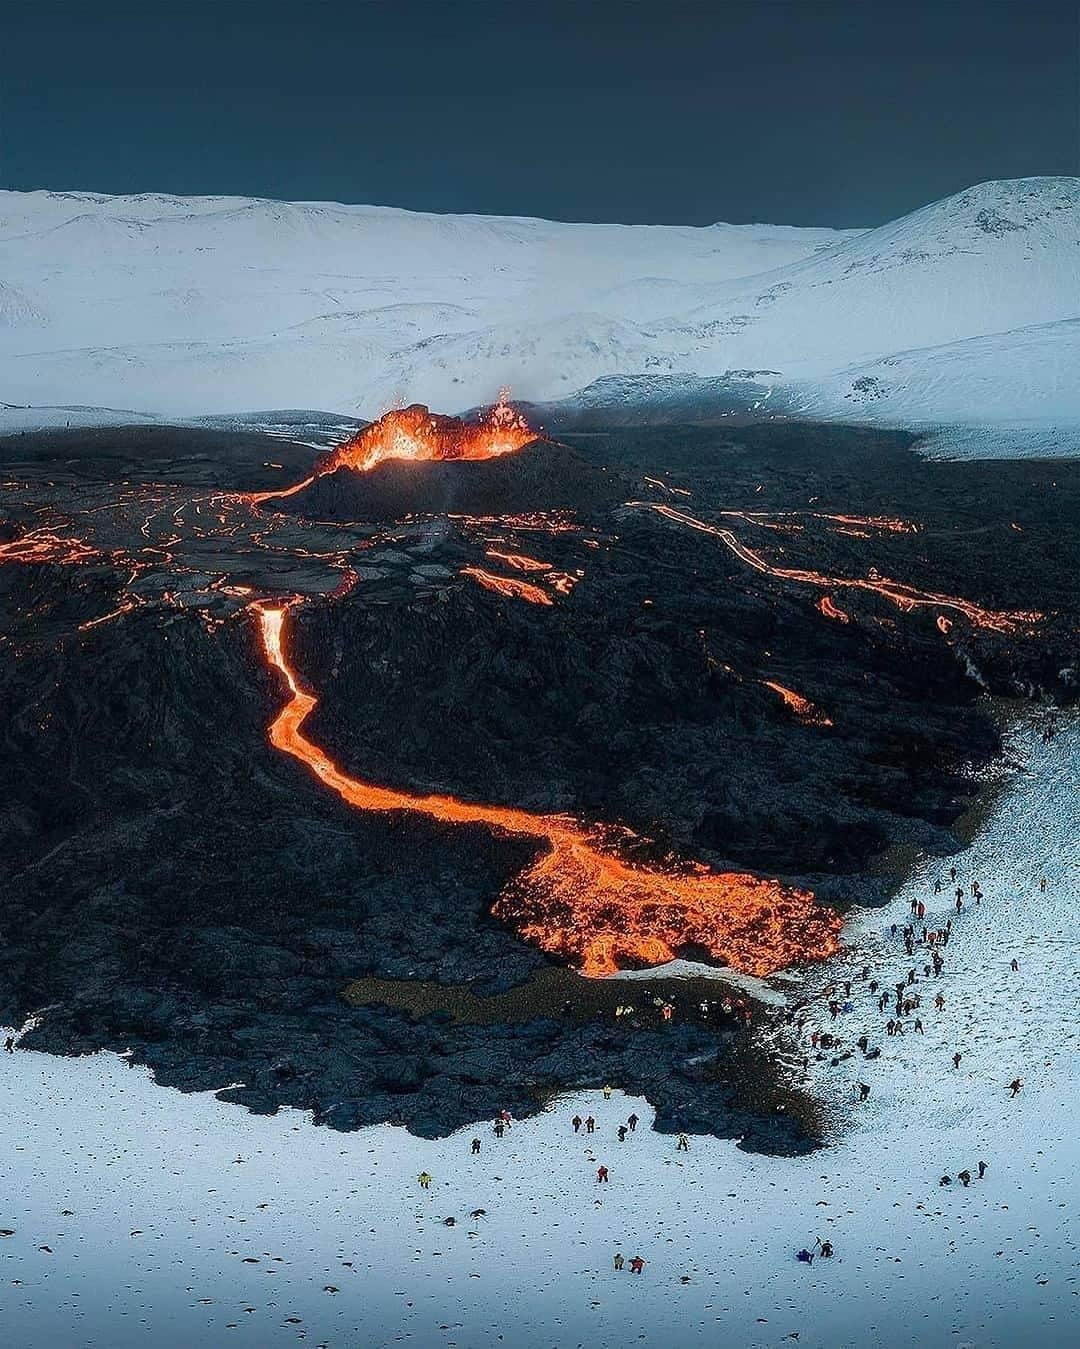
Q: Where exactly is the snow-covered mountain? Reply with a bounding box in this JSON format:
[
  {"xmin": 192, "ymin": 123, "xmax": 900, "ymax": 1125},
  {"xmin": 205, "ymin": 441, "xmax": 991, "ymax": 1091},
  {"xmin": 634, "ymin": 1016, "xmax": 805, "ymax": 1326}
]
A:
[{"xmin": 1, "ymin": 178, "xmax": 1077, "ymax": 430}]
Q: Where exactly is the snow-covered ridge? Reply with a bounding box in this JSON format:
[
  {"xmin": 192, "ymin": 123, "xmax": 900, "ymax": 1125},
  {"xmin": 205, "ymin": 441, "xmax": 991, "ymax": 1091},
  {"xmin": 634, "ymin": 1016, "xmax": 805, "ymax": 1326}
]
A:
[{"xmin": 0, "ymin": 178, "xmax": 1077, "ymax": 432}]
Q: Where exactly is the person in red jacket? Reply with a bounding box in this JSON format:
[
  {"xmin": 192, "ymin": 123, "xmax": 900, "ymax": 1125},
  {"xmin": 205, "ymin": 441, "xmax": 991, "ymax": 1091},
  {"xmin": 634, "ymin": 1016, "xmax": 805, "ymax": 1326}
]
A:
[
  {"xmin": 629, "ymin": 1256, "xmax": 645, "ymax": 1273},
  {"xmin": 597, "ymin": 1165, "xmax": 609, "ymax": 1183}
]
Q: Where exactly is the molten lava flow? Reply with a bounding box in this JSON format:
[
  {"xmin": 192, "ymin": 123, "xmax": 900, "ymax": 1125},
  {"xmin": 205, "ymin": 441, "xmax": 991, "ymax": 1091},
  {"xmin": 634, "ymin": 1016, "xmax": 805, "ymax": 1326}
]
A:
[
  {"xmin": 318, "ymin": 392, "xmax": 534, "ymax": 476},
  {"xmin": 643, "ymin": 503, "xmax": 1039, "ymax": 635},
  {"xmin": 817, "ymin": 596, "xmax": 851, "ymax": 623},
  {"xmin": 762, "ymin": 680, "xmax": 833, "ymax": 727},
  {"xmin": 79, "ymin": 599, "xmax": 138, "ymax": 632},
  {"xmin": 256, "ymin": 603, "xmax": 841, "ymax": 978},
  {"xmin": 248, "ymin": 475, "xmax": 317, "ymax": 506},
  {"xmin": 461, "ymin": 565, "xmax": 554, "ymax": 606},
  {"xmin": 813, "ymin": 513, "xmax": 917, "ymax": 534},
  {"xmin": 485, "ymin": 548, "xmax": 551, "ymax": 572},
  {"xmin": 451, "ymin": 512, "xmax": 582, "ymax": 535},
  {"xmin": 0, "ymin": 528, "xmax": 97, "ymax": 565},
  {"xmin": 548, "ymin": 571, "xmax": 581, "ymax": 596},
  {"xmin": 496, "ymin": 842, "xmax": 837, "ymax": 978}
]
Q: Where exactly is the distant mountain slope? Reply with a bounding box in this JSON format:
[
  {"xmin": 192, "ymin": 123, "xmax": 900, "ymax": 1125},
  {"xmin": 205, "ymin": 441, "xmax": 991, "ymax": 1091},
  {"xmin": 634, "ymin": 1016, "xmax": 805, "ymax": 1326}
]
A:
[{"xmin": 0, "ymin": 179, "xmax": 1077, "ymax": 428}]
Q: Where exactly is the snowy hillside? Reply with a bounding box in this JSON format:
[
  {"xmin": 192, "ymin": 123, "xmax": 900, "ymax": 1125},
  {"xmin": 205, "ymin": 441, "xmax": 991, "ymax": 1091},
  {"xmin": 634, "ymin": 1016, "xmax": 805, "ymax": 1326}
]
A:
[{"xmin": 0, "ymin": 179, "xmax": 1077, "ymax": 430}]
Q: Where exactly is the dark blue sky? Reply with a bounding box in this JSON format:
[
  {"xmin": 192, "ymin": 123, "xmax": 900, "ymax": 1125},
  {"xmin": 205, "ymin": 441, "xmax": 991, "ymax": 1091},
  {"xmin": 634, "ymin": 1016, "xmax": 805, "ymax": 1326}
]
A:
[{"xmin": 4, "ymin": 0, "xmax": 1078, "ymax": 225}]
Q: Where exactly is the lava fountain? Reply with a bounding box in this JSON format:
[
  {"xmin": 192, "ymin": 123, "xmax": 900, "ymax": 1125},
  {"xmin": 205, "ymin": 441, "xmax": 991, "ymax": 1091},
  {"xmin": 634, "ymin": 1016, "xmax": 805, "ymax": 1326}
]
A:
[
  {"xmin": 250, "ymin": 393, "xmax": 537, "ymax": 505},
  {"xmin": 256, "ymin": 602, "xmax": 841, "ymax": 978}
]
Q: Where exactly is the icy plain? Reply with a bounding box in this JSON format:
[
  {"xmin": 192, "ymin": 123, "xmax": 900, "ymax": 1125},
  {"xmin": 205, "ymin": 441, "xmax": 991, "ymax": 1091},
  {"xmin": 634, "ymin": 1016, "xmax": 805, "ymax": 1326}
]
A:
[{"xmin": 1, "ymin": 716, "xmax": 1076, "ymax": 1348}]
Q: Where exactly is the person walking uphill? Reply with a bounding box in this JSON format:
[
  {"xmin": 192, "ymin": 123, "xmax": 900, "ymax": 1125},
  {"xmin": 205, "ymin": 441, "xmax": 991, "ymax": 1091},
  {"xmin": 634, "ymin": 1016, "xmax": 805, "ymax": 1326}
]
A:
[
  {"xmin": 471, "ymin": 1138, "xmax": 481, "ymax": 1154},
  {"xmin": 597, "ymin": 1165, "xmax": 609, "ymax": 1184},
  {"xmin": 418, "ymin": 1172, "xmax": 432, "ymax": 1189},
  {"xmin": 613, "ymin": 1252, "xmax": 625, "ymax": 1271},
  {"xmin": 572, "ymin": 1114, "xmax": 582, "ymax": 1133},
  {"xmin": 627, "ymin": 1113, "xmax": 639, "ymax": 1133},
  {"xmin": 629, "ymin": 1255, "xmax": 645, "ymax": 1274},
  {"xmin": 676, "ymin": 1133, "xmax": 690, "ymax": 1151}
]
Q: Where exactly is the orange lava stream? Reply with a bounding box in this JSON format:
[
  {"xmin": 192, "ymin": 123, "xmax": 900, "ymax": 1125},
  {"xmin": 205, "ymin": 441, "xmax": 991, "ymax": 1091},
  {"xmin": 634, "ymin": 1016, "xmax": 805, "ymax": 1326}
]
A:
[
  {"xmin": 460, "ymin": 565, "xmax": 554, "ymax": 606},
  {"xmin": 812, "ymin": 513, "xmax": 917, "ymax": 534},
  {"xmin": 249, "ymin": 475, "xmax": 316, "ymax": 506},
  {"xmin": 256, "ymin": 603, "xmax": 841, "ymax": 978},
  {"xmin": 644, "ymin": 504, "xmax": 1039, "ymax": 634},
  {"xmin": 548, "ymin": 571, "xmax": 580, "ymax": 596},
  {"xmin": 817, "ymin": 596, "xmax": 851, "ymax": 623},
  {"xmin": 79, "ymin": 599, "xmax": 138, "ymax": 632},
  {"xmin": 484, "ymin": 548, "xmax": 551, "ymax": 572},
  {"xmin": 0, "ymin": 528, "xmax": 97, "ymax": 565},
  {"xmin": 762, "ymin": 680, "xmax": 833, "ymax": 727},
  {"xmin": 451, "ymin": 512, "xmax": 582, "ymax": 535}
]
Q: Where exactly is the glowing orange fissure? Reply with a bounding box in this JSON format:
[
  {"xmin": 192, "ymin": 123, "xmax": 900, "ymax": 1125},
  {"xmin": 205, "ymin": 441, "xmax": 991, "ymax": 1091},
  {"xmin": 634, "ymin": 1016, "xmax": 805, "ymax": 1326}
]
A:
[
  {"xmin": 460, "ymin": 565, "xmax": 554, "ymax": 606},
  {"xmin": 762, "ymin": 680, "xmax": 834, "ymax": 727},
  {"xmin": 256, "ymin": 602, "xmax": 841, "ymax": 978},
  {"xmin": 251, "ymin": 393, "xmax": 537, "ymax": 506},
  {"xmin": 817, "ymin": 596, "xmax": 851, "ymax": 624},
  {"xmin": 642, "ymin": 503, "xmax": 1039, "ymax": 635},
  {"xmin": 0, "ymin": 528, "xmax": 98, "ymax": 566},
  {"xmin": 484, "ymin": 548, "xmax": 551, "ymax": 573}
]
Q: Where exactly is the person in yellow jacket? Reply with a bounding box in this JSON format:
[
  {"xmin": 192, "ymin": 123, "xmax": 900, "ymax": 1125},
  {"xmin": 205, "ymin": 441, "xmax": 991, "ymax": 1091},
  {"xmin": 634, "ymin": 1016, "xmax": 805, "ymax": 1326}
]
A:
[{"xmin": 418, "ymin": 1172, "xmax": 432, "ymax": 1189}]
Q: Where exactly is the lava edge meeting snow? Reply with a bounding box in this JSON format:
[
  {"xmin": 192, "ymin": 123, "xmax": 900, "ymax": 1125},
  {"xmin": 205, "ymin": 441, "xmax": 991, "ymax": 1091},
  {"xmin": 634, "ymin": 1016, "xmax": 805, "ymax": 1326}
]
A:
[{"xmin": 1, "ymin": 716, "xmax": 1075, "ymax": 1349}]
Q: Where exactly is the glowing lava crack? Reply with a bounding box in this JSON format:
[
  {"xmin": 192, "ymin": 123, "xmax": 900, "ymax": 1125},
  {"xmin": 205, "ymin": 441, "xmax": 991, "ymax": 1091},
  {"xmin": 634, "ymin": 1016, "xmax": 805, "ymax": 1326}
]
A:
[{"xmin": 257, "ymin": 603, "xmax": 842, "ymax": 978}]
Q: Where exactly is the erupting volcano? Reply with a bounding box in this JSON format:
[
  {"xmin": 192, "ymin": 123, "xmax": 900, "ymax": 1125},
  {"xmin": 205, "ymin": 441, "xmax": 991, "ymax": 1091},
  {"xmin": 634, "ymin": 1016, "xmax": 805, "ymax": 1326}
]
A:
[
  {"xmin": 256, "ymin": 602, "xmax": 842, "ymax": 979},
  {"xmin": 323, "ymin": 392, "xmax": 536, "ymax": 475},
  {"xmin": 250, "ymin": 393, "xmax": 539, "ymax": 506}
]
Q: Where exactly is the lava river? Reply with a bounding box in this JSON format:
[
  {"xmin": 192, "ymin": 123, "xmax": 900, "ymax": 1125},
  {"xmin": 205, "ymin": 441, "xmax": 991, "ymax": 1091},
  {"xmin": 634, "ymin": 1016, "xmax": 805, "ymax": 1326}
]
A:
[
  {"xmin": 256, "ymin": 603, "xmax": 841, "ymax": 978},
  {"xmin": 641, "ymin": 503, "xmax": 1041, "ymax": 634}
]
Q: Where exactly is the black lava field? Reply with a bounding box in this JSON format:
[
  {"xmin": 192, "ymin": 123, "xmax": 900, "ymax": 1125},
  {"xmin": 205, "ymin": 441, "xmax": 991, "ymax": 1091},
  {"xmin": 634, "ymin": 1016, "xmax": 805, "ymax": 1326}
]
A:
[{"xmin": 1, "ymin": 416, "xmax": 1076, "ymax": 1151}]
